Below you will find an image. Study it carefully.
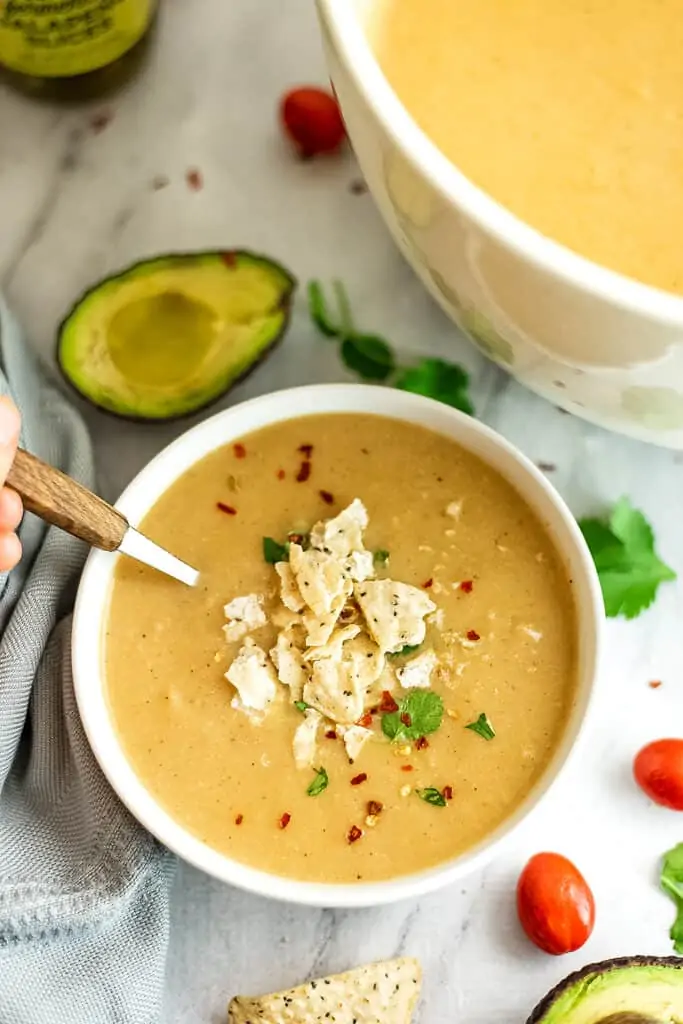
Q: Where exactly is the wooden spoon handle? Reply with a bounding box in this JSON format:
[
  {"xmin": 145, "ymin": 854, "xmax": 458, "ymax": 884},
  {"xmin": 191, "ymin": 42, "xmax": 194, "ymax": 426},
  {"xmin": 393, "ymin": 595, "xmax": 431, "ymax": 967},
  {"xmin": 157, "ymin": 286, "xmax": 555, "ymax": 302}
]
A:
[{"xmin": 6, "ymin": 447, "xmax": 128, "ymax": 552}]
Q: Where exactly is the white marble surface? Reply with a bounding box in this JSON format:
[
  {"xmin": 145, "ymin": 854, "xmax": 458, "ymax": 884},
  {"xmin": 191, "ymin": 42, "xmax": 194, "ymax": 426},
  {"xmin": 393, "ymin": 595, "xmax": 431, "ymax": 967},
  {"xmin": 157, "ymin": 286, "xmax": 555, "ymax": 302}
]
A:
[{"xmin": 2, "ymin": 2, "xmax": 683, "ymax": 1022}]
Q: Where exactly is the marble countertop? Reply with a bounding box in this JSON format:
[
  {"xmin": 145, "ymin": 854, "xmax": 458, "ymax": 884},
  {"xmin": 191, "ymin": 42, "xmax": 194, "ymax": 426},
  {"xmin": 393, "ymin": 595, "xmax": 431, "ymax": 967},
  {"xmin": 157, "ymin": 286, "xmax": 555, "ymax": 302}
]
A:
[{"xmin": 2, "ymin": 1, "xmax": 683, "ymax": 1021}]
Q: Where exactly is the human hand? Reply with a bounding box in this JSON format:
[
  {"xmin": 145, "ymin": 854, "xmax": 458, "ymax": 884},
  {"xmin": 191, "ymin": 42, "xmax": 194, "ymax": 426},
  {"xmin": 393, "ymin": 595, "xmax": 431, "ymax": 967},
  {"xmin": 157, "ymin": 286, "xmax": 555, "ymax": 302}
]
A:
[{"xmin": 0, "ymin": 397, "xmax": 22, "ymax": 571}]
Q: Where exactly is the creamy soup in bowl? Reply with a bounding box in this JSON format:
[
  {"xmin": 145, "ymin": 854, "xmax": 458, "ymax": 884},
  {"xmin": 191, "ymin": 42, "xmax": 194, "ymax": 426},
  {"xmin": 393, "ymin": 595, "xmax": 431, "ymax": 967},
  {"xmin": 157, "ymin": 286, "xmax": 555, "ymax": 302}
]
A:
[
  {"xmin": 73, "ymin": 385, "xmax": 601, "ymax": 906},
  {"xmin": 316, "ymin": 1, "xmax": 683, "ymax": 447}
]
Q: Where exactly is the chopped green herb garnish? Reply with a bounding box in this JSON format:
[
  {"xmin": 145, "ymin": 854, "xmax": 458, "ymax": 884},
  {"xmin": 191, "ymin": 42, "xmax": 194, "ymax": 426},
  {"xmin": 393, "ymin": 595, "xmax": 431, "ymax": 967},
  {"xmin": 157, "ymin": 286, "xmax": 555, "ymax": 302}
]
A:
[
  {"xmin": 294, "ymin": 700, "xmax": 312, "ymax": 713},
  {"xmin": 387, "ymin": 643, "xmax": 421, "ymax": 660},
  {"xmin": 661, "ymin": 843, "xmax": 683, "ymax": 953},
  {"xmin": 263, "ymin": 537, "xmax": 289, "ymax": 563},
  {"xmin": 465, "ymin": 713, "xmax": 496, "ymax": 740},
  {"xmin": 382, "ymin": 689, "xmax": 443, "ymax": 742},
  {"xmin": 416, "ymin": 787, "xmax": 447, "ymax": 807},
  {"xmin": 307, "ymin": 766, "xmax": 329, "ymax": 797},
  {"xmin": 341, "ymin": 334, "xmax": 395, "ymax": 382},
  {"xmin": 373, "ymin": 549, "xmax": 390, "ymax": 567},
  {"xmin": 579, "ymin": 497, "xmax": 676, "ymax": 619},
  {"xmin": 307, "ymin": 280, "xmax": 340, "ymax": 337},
  {"xmin": 395, "ymin": 357, "xmax": 474, "ymax": 415}
]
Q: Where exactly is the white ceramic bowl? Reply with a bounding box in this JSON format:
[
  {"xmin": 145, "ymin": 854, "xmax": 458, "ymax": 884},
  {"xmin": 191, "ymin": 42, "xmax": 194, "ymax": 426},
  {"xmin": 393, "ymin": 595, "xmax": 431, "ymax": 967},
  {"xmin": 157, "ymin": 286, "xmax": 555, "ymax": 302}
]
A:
[
  {"xmin": 73, "ymin": 384, "xmax": 602, "ymax": 908},
  {"xmin": 316, "ymin": 0, "xmax": 683, "ymax": 448}
]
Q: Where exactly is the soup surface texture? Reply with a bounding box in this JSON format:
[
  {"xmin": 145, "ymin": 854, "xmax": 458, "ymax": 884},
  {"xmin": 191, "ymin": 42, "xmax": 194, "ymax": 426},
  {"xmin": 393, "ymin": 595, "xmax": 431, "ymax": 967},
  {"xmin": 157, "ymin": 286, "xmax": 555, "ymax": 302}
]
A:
[
  {"xmin": 373, "ymin": 0, "xmax": 683, "ymax": 294},
  {"xmin": 106, "ymin": 414, "xmax": 577, "ymax": 883}
]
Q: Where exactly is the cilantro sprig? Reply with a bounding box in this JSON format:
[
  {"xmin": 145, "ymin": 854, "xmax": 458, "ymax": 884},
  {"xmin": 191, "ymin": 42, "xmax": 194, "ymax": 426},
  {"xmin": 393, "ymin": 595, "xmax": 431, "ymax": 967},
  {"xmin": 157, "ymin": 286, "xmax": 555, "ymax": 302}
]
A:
[
  {"xmin": 307, "ymin": 279, "xmax": 474, "ymax": 415},
  {"xmin": 307, "ymin": 766, "xmax": 329, "ymax": 797},
  {"xmin": 373, "ymin": 549, "xmax": 390, "ymax": 567},
  {"xmin": 578, "ymin": 497, "xmax": 676, "ymax": 619},
  {"xmin": 381, "ymin": 689, "xmax": 443, "ymax": 742},
  {"xmin": 465, "ymin": 712, "xmax": 495, "ymax": 740},
  {"xmin": 661, "ymin": 843, "xmax": 683, "ymax": 953},
  {"xmin": 294, "ymin": 700, "xmax": 313, "ymax": 713}
]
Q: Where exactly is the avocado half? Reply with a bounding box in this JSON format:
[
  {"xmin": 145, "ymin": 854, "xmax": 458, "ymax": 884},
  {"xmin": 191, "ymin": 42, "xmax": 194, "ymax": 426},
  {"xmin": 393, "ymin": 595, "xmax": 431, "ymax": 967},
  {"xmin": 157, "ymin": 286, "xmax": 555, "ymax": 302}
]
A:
[
  {"xmin": 527, "ymin": 957, "xmax": 683, "ymax": 1024},
  {"xmin": 57, "ymin": 251, "xmax": 296, "ymax": 421}
]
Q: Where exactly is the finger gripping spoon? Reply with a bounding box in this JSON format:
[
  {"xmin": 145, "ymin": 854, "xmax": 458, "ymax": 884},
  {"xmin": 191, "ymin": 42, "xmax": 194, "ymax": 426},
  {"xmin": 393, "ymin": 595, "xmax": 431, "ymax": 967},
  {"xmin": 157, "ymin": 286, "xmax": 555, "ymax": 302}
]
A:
[{"xmin": 6, "ymin": 447, "xmax": 199, "ymax": 586}]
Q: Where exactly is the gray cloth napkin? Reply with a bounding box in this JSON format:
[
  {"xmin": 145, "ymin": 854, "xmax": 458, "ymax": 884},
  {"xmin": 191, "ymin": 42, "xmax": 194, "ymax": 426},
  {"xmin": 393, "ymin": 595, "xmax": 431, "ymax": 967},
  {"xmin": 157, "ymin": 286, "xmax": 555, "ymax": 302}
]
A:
[{"xmin": 0, "ymin": 301, "xmax": 175, "ymax": 1023}]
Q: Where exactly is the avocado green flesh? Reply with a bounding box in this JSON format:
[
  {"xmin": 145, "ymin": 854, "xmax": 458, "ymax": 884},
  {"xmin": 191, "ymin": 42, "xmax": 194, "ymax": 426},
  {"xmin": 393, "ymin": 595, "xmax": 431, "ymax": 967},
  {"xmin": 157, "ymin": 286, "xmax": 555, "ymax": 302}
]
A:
[
  {"xmin": 58, "ymin": 252, "xmax": 295, "ymax": 420},
  {"xmin": 535, "ymin": 963, "xmax": 683, "ymax": 1024}
]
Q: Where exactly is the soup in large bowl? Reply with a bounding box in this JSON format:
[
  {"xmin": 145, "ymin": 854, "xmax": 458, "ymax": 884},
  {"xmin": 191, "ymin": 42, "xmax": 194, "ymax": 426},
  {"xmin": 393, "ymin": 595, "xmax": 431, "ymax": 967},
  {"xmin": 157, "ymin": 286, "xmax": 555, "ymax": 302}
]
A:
[{"xmin": 316, "ymin": 0, "xmax": 683, "ymax": 446}]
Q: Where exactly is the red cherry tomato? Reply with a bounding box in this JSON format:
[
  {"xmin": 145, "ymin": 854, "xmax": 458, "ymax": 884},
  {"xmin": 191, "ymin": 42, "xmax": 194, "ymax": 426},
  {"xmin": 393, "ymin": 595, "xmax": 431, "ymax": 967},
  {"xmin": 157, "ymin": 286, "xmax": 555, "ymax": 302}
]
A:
[
  {"xmin": 516, "ymin": 852, "xmax": 595, "ymax": 955},
  {"xmin": 634, "ymin": 739, "xmax": 683, "ymax": 810},
  {"xmin": 280, "ymin": 86, "xmax": 345, "ymax": 158}
]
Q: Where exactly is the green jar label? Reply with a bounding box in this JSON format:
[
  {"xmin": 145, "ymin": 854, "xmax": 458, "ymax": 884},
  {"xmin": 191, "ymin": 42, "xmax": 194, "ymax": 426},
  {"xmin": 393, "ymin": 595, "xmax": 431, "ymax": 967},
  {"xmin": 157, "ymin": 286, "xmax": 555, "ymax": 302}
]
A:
[{"xmin": 0, "ymin": 0, "xmax": 153, "ymax": 77}]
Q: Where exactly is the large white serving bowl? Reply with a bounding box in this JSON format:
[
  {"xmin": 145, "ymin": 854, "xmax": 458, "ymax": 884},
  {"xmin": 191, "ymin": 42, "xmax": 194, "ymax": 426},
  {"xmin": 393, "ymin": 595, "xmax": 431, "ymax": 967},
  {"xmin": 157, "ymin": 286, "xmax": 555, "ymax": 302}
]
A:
[
  {"xmin": 73, "ymin": 384, "xmax": 602, "ymax": 908},
  {"xmin": 316, "ymin": 0, "xmax": 683, "ymax": 448}
]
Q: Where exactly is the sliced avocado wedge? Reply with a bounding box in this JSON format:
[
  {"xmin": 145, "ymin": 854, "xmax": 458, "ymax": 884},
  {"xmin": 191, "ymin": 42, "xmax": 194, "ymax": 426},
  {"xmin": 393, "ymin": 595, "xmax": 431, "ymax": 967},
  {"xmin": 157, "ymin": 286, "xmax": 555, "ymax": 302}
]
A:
[
  {"xmin": 528, "ymin": 957, "xmax": 683, "ymax": 1024},
  {"xmin": 57, "ymin": 251, "xmax": 296, "ymax": 420}
]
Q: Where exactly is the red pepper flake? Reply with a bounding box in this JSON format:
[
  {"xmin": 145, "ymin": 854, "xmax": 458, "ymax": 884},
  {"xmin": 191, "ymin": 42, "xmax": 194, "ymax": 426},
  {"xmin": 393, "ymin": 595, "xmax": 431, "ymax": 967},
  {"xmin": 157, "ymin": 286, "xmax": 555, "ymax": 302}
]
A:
[
  {"xmin": 351, "ymin": 772, "xmax": 368, "ymax": 786},
  {"xmin": 649, "ymin": 680, "xmax": 663, "ymax": 689},
  {"xmin": 367, "ymin": 800, "xmax": 383, "ymax": 816},
  {"xmin": 466, "ymin": 629, "xmax": 480, "ymax": 642},
  {"xmin": 296, "ymin": 460, "xmax": 311, "ymax": 483},
  {"xmin": 401, "ymin": 765, "xmax": 414, "ymax": 772},
  {"xmin": 378, "ymin": 691, "xmax": 399, "ymax": 714},
  {"xmin": 233, "ymin": 442, "xmax": 247, "ymax": 459},
  {"xmin": 347, "ymin": 825, "xmax": 363, "ymax": 844},
  {"xmin": 298, "ymin": 444, "xmax": 314, "ymax": 457},
  {"xmin": 319, "ymin": 489, "xmax": 334, "ymax": 505},
  {"xmin": 325, "ymin": 729, "xmax": 337, "ymax": 739},
  {"xmin": 278, "ymin": 812, "xmax": 291, "ymax": 830},
  {"xmin": 460, "ymin": 580, "xmax": 474, "ymax": 594},
  {"xmin": 442, "ymin": 785, "xmax": 454, "ymax": 801},
  {"xmin": 235, "ymin": 814, "xmax": 244, "ymax": 825},
  {"xmin": 221, "ymin": 251, "xmax": 237, "ymax": 269},
  {"xmin": 400, "ymin": 712, "xmax": 412, "ymax": 727},
  {"xmin": 90, "ymin": 109, "xmax": 113, "ymax": 133},
  {"xmin": 288, "ymin": 533, "xmax": 305, "ymax": 545},
  {"xmin": 416, "ymin": 736, "xmax": 429, "ymax": 751},
  {"xmin": 421, "ymin": 578, "xmax": 433, "ymax": 589},
  {"xmin": 217, "ymin": 502, "xmax": 237, "ymax": 515},
  {"xmin": 277, "ymin": 469, "xmax": 286, "ymax": 480},
  {"xmin": 186, "ymin": 167, "xmax": 203, "ymax": 191},
  {"xmin": 356, "ymin": 710, "xmax": 373, "ymax": 728}
]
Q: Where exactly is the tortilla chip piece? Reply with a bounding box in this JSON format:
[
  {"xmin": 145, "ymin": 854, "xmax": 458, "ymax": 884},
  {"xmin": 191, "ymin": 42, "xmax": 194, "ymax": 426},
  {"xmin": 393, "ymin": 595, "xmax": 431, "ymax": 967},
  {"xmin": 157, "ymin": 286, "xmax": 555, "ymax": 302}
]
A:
[{"xmin": 228, "ymin": 957, "xmax": 421, "ymax": 1024}]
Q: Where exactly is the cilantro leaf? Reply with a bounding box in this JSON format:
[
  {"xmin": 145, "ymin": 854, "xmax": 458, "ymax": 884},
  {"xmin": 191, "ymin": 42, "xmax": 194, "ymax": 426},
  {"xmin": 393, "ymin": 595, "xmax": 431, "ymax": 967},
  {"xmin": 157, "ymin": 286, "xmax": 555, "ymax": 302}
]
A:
[
  {"xmin": 306, "ymin": 766, "xmax": 329, "ymax": 797},
  {"xmin": 417, "ymin": 787, "xmax": 447, "ymax": 807},
  {"xmin": 465, "ymin": 712, "xmax": 496, "ymax": 740},
  {"xmin": 263, "ymin": 537, "xmax": 289, "ymax": 563},
  {"xmin": 387, "ymin": 643, "xmax": 421, "ymax": 660},
  {"xmin": 578, "ymin": 498, "xmax": 676, "ymax": 619},
  {"xmin": 373, "ymin": 549, "xmax": 390, "ymax": 567},
  {"xmin": 341, "ymin": 334, "xmax": 395, "ymax": 382},
  {"xmin": 294, "ymin": 700, "xmax": 312, "ymax": 713},
  {"xmin": 395, "ymin": 358, "xmax": 474, "ymax": 416},
  {"xmin": 382, "ymin": 689, "xmax": 444, "ymax": 742},
  {"xmin": 661, "ymin": 843, "xmax": 683, "ymax": 953},
  {"xmin": 307, "ymin": 280, "xmax": 341, "ymax": 337}
]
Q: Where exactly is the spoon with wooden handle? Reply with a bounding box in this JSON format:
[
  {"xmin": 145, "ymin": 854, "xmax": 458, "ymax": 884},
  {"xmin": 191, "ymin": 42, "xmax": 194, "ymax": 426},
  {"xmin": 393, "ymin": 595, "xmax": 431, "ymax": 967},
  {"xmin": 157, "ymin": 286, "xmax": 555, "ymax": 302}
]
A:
[{"xmin": 6, "ymin": 447, "xmax": 199, "ymax": 586}]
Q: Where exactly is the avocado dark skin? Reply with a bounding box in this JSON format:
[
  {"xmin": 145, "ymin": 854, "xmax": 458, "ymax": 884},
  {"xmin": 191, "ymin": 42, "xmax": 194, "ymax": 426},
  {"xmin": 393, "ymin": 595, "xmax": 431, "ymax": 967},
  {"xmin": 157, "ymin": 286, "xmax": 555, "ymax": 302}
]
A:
[
  {"xmin": 56, "ymin": 250, "xmax": 296, "ymax": 423},
  {"xmin": 527, "ymin": 957, "xmax": 683, "ymax": 1024}
]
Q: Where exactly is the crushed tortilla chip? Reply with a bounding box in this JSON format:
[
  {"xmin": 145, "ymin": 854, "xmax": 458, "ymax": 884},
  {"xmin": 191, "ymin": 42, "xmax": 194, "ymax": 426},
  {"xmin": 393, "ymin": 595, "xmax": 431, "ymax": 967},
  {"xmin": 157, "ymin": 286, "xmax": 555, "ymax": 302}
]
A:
[{"xmin": 227, "ymin": 957, "xmax": 421, "ymax": 1024}]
